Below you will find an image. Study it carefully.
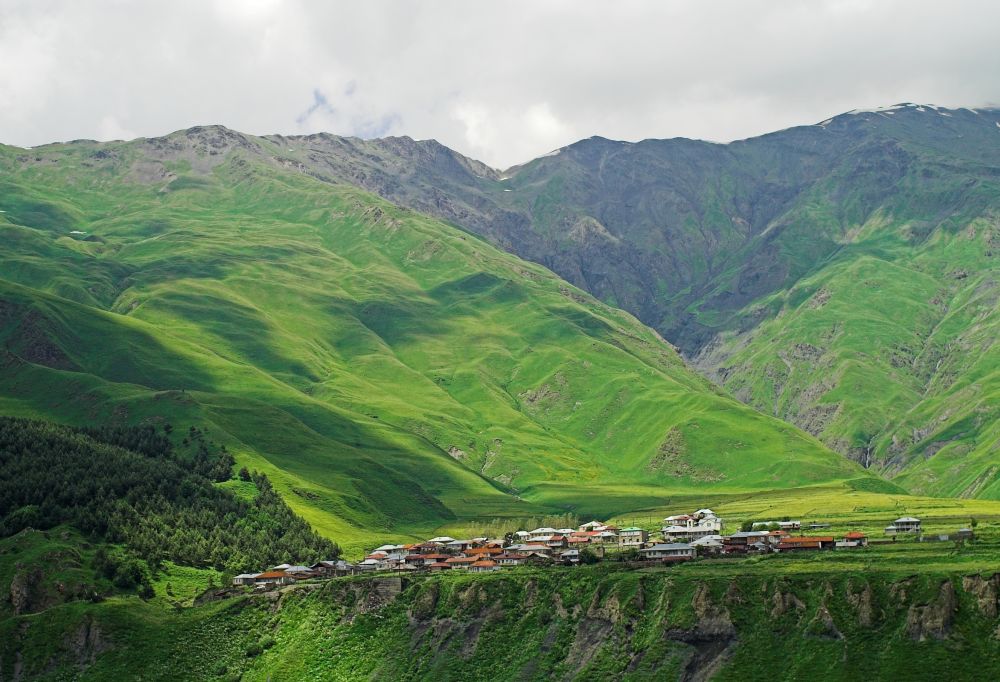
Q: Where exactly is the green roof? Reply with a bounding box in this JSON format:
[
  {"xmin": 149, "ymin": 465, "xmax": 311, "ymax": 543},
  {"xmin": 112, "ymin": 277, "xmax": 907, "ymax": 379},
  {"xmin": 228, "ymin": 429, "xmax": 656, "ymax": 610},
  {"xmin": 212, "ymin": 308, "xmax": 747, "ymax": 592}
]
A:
[{"xmin": 621, "ymin": 527, "xmax": 645, "ymax": 532}]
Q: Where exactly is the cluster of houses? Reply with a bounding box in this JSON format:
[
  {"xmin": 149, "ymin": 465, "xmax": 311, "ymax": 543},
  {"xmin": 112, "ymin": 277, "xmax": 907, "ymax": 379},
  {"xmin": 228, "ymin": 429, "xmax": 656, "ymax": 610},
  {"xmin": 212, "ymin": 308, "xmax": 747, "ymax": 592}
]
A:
[
  {"xmin": 649, "ymin": 509, "xmax": 871, "ymax": 556},
  {"xmin": 232, "ymin": 560, "xmax": 364, "ymax": 589},
  {"xmin": 232, "ymin": 511, "xmax": 958, "ymax": 589},
  {"xmin": 356, "ymin": 521, "xmax": 628, "ymax": 574},
  {"xmin": 230, "ymin": 521, "xmax": 625, "ymax": 588}
]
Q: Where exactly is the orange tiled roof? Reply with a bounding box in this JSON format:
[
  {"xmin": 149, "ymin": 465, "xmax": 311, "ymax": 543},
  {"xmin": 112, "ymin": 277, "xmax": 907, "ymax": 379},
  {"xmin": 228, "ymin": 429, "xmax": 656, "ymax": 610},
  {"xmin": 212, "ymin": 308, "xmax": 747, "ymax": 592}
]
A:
[{"xmin": 465, "ymin": 547, "xmax": 502, "ymax": 555}]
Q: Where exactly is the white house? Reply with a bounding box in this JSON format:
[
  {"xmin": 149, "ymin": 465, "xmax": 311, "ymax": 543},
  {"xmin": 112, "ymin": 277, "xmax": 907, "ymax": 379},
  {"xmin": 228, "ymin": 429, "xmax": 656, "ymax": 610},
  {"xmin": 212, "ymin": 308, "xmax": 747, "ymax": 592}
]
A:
[
  {"xmin": 836, "ymin": 531, "xmax": 869, "ymax": 549},
  {"xmin": 496, "ymin": 553, "xmax": 527, "ymax": 566},
  {"xmin": 662, "ymin": 509, "xmax": 722, "ymax": 541},
  {"xmin": 638, "ymin": 543, "xmax": 695, "ymax": 560},
  {"xmin": 232, "ymin": 573, "xmax": 259, "ymax": 586},
  {"xmin": 559, "ymin": 549, "xmax": 581, "ymax": 564},
  {"xmin": 885, "ymin": 516, "xmax": 922, "ymax": 534},
  {"xmin": 468, "ymin": 560, "xmax": 499, "ymax": 573}
]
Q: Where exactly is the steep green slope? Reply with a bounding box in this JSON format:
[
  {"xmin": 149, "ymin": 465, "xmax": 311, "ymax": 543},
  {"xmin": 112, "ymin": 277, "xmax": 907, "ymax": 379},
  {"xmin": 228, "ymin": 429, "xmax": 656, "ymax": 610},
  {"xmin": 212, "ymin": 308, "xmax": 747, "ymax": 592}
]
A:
[
  {"xmin": 517, "ymin": 108, "xmax": 999, "ymax": 498},
  {"xmin": 267, "ymin": 105, "xmax": 1000, "ymax": 498},
  {"xmin": 697, "ymin": 220, "xmax": 1000, "ymax": 498},
  {"xmin": 9, "ymin": 566, "xmax": 1000, "ymax": 681},
  {"xmin": 0, "ymin": 128, "xmax": 862, "ymax": 551}
]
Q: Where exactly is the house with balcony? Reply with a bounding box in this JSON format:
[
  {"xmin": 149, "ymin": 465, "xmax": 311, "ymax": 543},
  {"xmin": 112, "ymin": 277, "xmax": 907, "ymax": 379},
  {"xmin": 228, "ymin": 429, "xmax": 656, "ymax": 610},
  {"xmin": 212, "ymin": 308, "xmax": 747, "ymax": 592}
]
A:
[{"xmin": 885, "ymin": 517, "xmax": 922, "ymax": 534}]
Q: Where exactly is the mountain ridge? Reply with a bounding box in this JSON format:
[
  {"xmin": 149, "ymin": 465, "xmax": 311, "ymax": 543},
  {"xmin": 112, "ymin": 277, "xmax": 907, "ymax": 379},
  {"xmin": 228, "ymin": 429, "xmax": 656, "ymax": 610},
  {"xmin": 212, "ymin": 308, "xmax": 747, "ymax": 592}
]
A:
[
  {"xmin": 0, "ymin": 133, "xmax": 870, "ymax": 551},
  {"xmin": 3, "ymin": 103, "xmax": 998, "ymax": 504},
  {"xmin": 52, "ymin": 104, "xmax": 993, "ymax": 498}
]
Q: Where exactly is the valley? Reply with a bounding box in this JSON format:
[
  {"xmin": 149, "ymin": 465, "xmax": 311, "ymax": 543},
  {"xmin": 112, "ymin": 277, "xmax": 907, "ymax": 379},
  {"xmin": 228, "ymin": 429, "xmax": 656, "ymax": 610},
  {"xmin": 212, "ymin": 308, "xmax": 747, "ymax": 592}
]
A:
[
  {"xmin": 2, "ymin": 106, "xmax": 1000, "ymax": 680},
  {"xmin": 0, "ymin": 126, "xmax": 867, "ymax": 553},
  {"xmin": 261, "ymin": 104, "xmax": 1000, "ymax": 496}
]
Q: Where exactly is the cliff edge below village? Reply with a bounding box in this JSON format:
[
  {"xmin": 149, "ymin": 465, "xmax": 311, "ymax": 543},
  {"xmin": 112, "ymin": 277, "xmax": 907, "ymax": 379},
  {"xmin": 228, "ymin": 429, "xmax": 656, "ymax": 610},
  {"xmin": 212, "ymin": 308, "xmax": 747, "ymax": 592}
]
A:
[{"xmin": 7, "ymin": 566, "xmax": 1000, "ymax": 680}]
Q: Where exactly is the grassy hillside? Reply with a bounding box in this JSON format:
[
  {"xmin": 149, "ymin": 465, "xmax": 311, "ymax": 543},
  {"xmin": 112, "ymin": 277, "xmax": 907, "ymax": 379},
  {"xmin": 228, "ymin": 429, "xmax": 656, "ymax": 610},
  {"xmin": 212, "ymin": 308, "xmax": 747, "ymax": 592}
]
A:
[
  {"xmin": 500, "ymin": 106, "xmax": 1000, "ymax": 497},
  {"xmin": 0, "ymin": 128, "xmax": 865, "ymax": 553},
  {"xmin": 280, "ymin": 105, "xmax": 1000, "ymax": 499},
  {"xmin": 696, "ymin": 187, "xmax": 1000, "ymax": 497},
  {"xmin": 701, "ymin": 256, "xmax": 946, "ymax": 457}
]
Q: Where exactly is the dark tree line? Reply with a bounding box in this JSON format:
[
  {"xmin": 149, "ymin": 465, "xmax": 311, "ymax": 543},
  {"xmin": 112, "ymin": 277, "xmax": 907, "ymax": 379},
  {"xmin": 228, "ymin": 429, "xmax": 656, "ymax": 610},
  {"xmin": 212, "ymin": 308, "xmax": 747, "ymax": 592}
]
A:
[{"xmin": 0, "ymin": 417, "xmax": 339, "ymax": 573}]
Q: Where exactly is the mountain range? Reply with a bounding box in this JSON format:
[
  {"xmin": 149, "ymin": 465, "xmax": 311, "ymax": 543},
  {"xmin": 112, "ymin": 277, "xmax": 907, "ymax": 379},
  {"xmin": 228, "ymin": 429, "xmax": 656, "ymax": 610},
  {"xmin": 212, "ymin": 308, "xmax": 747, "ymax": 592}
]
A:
[
  {"xmin": 3, "ymin": 103, "xmax": 1000, "ymax": 680},
  {"xmin": 0, "ymin": 103, "xmax": 997, "ymax": 551},
  {"xmin": 215, "ymin": 103, "xmax": 1000, "ymax": 500},
  {"xmin": 0, "ymin": 123, "xmax": 872, "ymax": 551}
]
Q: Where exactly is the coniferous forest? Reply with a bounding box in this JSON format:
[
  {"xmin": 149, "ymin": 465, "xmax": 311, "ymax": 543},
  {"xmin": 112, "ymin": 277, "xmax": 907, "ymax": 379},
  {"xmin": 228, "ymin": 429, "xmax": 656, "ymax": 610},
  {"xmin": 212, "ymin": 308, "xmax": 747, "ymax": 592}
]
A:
[{"xmin": 0, "ymin": 417, "xmax": 339, "ymax": 574}]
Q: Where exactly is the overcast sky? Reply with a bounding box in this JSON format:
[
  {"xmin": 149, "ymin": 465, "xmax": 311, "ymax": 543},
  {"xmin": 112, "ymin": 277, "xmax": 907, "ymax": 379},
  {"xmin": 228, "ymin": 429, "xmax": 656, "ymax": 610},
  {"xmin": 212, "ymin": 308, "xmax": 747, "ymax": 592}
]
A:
[{"xmin": 2, "ymin": 0, "xmax": 999, "ymax": 168}]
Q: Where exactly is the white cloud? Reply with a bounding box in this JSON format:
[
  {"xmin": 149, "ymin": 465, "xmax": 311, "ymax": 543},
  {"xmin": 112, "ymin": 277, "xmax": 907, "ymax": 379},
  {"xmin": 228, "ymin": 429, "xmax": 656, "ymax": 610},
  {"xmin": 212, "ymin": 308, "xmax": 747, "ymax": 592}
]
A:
[
  {"xmin": 0, "ymin": 1, "xmax": 998, "ymax": 168},
  {"xmin": 213, "ymin": 0, "xmax": 286, "ymax": 23},
  {"xmin": 452, "ymin": 102, "xmax": 496, "ymax": 156},
  {"xmin": 522, "ymin": 103, "xmax": 572, "ymax": 148},
  {"xmin": 97, "ymin": 115, "xmax": 137, "ymax": 142},
  {"xmin": 0, "ymin": 8, "xmax": 60, "ymax": 125}
]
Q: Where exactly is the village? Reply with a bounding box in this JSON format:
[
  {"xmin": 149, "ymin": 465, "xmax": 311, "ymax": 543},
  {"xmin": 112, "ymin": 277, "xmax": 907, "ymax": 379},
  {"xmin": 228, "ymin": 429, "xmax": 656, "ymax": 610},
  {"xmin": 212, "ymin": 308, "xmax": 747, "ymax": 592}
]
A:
[{"xmin": 231, "ymin": 509, "xmax": 978, "ymax": 589}]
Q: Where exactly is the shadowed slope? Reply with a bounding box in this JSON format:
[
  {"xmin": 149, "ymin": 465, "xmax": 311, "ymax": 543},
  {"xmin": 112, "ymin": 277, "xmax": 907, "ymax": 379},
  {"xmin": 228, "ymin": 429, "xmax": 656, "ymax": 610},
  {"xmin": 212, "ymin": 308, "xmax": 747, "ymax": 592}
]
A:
[
  {"xmin": 224, "ymin": 105, "xmax": 1000, "ymax": 498},
  {"xmin": 0, "ymin": 130, "xmax": 867, "ymax": 549}
]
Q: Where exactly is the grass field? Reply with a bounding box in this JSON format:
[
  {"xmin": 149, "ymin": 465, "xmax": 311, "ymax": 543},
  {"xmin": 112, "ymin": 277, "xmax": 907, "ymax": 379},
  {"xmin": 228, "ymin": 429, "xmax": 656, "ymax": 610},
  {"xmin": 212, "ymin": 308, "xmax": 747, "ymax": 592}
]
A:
[{"xmin": 626, "ymin": 484, "xmax": 1000, "ymax": 532}]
